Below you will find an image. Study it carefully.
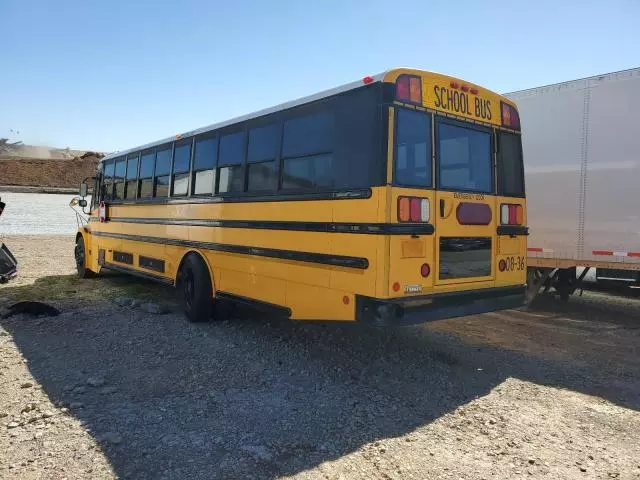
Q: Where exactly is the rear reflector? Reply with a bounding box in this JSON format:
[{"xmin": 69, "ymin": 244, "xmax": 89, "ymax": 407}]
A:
[
  {"xmin": 420, "ymin": 263, "xmax": 430, "ymax": 277},
  {"xmin": 398, "ymin": 197, "xmax": 429, "ymax": 223}
]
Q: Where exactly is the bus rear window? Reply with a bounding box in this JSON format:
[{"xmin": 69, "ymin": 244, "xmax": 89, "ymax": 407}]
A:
[
  {"xmin": 497, "ymin": 132, "xmax": 524, "ymax": 196},
  {"xmin": 394, "ymin": 108, "xmax": 431, "ymax": 187},
  {"xmin": 437, "ymin": 122, "xmax": 491, "ymax": 193}
]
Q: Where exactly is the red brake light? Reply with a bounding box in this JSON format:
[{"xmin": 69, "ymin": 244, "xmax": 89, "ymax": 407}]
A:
[
  {"xmin": 398, "ymin": 197, "xmax": 430, "ymax": 223},
  {"xmin": 409, "ymin": 198, "xmax": 421, "ymax": 222},
  {"xmin": 501, "ymin": 101, "xmax": 521, "ymax": 131},
  {"xmin": 501, "ymin": 204, "xmax": 524, "ymax": 225}
]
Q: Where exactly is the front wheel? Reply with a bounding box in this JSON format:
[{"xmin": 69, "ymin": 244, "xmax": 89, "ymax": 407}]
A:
[
  {"xmin": 178, "ymin": 254, "xmax": 213, "ymax": 322},
  {"xmin": 75, "ymin": 236, "xmax": 95, "ymax": 279}
]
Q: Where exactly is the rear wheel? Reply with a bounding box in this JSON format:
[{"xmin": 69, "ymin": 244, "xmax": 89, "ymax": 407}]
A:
[
  {"xmin": 178, "ymin": 254, "xmax": 213, "ymax": 322},
  {"xmin": 75, "ymin": 236, "xmax": 94, "ymax": 279}
]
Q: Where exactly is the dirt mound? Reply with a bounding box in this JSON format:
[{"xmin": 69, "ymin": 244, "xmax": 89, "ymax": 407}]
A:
[{"xmin": 0, "ymin": 153, "xmax": 103, "ymax": 188}]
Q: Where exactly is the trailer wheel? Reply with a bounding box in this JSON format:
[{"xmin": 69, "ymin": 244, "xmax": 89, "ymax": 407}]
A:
[
  {"xmin": 177, "ymin": 253, "xmax": 213, "ymax": 323},
  {"xmin": 555, "ymin": 268, "xmax": 575, "ymax": 302},
  {"xmin": 74, "ymin": 236, "xmax": 95, "ymax": 279}
]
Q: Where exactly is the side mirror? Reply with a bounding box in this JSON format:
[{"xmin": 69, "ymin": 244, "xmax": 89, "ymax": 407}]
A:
[
  {"xmin": 79, "ymin": 182, "xmax": 88, "ymax": 198},
  {"xmin": 79, "ymin": 199, "xmax": 88, "ymax": 208}
]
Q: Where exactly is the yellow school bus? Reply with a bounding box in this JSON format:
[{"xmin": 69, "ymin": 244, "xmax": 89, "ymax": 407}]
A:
[{"xmin": 75, "ymin": 68, "xmax": 527, "ymax": 325}]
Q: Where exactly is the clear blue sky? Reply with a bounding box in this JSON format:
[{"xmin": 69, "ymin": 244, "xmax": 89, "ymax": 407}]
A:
[{"xmin": 1, "ymin": 0, "xmax": 638, "ymax": 153}]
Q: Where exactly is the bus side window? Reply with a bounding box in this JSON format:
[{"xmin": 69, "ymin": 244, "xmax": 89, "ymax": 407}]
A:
[
  {"xmin": 218, "ymin": 131, "xmax": 245, "ymax": 193},
  {"xmin": 113, "ymin": 158, "xmax": 126, "ymax": 200},
  {"xmin": 172, "ymin": 141, "xmax": 191, "ymax": 196},
  {"xmin": 154, "ymin": 147, "xmax": 172, "ymax": 198},
  {"xmin": 125, "ymin": 154, "xmax": 139, "ymax": 200},
  {"xmin": 138, "ymin": 150, "xmax": 155, "ymax": 198},
  {"xmin": 247, "ymin": 124, "xmax": 279, "ymax": 192},
  {"xmin": 103, "ymin": 160, "xmax": 115, "ymax": 201},
  {"xmin": 281, "ymin": 111, "xmax": 334, "ymax": 190},
  {"xmin": 192, "ymin": 135, "xmax": 217, "ymax": 195}
]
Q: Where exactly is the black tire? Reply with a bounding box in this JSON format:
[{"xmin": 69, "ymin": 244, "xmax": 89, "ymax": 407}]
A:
[
  {"xmin": 75, "ymin": 236, "xmax": 95, "ymax": 279},
  {"xmin": 178, "ymin": 254, "xmax": 213, "ymax": 323}
]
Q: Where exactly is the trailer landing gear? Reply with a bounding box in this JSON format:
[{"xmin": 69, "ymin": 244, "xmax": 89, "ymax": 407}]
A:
[{"xmin": 526, "ymin": 267, "xmax": 590, "ymax": 303}]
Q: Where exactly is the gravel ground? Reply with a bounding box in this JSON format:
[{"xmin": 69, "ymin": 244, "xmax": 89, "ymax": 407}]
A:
[{"xmin": 1, "ymin": 235, "xmax": 639, "ymax": 479}]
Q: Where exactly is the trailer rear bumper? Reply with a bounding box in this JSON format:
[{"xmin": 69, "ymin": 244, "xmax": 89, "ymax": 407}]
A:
[{"xmin": 356, "ymin": 285, "xmax": 525, "ymax": 327}]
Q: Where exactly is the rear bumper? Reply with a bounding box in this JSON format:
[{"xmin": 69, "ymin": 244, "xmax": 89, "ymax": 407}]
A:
[{"xmin": 356, "ymin": 285, "xmax": 525, "ymax": 327}]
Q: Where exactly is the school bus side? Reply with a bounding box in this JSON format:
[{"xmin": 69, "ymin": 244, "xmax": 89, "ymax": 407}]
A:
[{"xmin": 75, "ymin": 68, "xmax": 527, "ymax": 324}]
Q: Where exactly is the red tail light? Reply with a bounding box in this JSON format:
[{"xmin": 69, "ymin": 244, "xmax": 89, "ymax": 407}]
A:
[
  {"xmin": 398, "ymin": 197, "xmax": 430, "ymax": 223},
  {"xmin": 501, "ymin": 101, "xmax": 521, "ymax": 130},
  {"xmin": 396, "ymin": 75, "xmax": 422, "ymax": 104},
  {"xmin": 501, "ymin": 204, "xmax": 523, "ymax": 225}
]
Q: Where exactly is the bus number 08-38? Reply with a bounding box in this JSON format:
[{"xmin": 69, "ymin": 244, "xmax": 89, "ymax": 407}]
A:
[{"xmin": 503, "ymin": 256, "xmax": 525, "ymax": 272}]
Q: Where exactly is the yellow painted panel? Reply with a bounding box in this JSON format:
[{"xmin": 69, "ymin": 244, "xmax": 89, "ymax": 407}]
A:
[
  {"xmin": 286, "ymin": 282, "xmax": 354, "ymax": 321},
  {"xmin": 218, "ymin": 268, "xmax": 287, "ymax": 308},
  {"xmin": 401, "ymin": 240, "xmax": 425, "ymax": 258},
  {"xmin": 383, "ymin": 68, "xmax": 517, "ymax": 128}
]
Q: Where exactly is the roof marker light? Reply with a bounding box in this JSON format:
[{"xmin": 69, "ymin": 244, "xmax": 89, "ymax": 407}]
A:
[{"xmin": 363, "ymin": 76, "xmax": 374, "ymax": 85}]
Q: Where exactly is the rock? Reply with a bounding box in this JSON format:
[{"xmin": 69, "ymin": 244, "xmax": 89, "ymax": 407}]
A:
[
  {"xmin": 70, "ymin": 402, "xmax": 84, "ymax": 409},
  {"xmin": 102, "ymin": 432, "xmax": 122, "ymax": 444},
  {"xmin": 528, "ymin": 458, "xmax": 535, "ymax": 465},
  {"xmin": 21, "ymin": 403, "xmax": 37, "ymax": 413},
  {"xmin": 580, "ymin": 467, "xmax": 587, "ymax": 472},
  {"xmin": 0, "ymin": 412, "xmax": 7, "ymax": 418},
  {"xmin": 41, "ymin": 411, "xmax": 54, "ymax": 419},
  {"xmin": 60, "ymin": 407, "xmax": 69, "ymax": 413},
  {"xmin": 20, "ymin": 382, "xmax": 33, "ymax": 389},
  {"xmin": 115, "ymin": 296, "xmax": 135, "ymax": 307},
  {"xmin": 142, "ymin": 302, "xmax": 169, "ymax": 314},
  {"xmin": 86, "ymin": 377, "xmax": 105, "ymax": 388},
  {"xmin": 241, "ymin": 444, "xmax": 272, "ymax": 461},
  {"xmin": 7, "ymin": 421, "xmax": 20, "ymax": 429}
]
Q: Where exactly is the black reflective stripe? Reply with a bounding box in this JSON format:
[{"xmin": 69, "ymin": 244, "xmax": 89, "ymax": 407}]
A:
[
  {"xmin": 497, "ymin": 225, "xmax": 529, "ymax": 236},
  {"xmin": 104, "ymin": 188, "xmax": 371, "ymax": 206},
  {"xmin": 101, "ymin": 262, "xmax": 174, "ymax": 285},
  {"xmin": 113, "ymin": 251, "xmax": 133, "ymax": 265},
  {"xmin": 216, "ymin": 292, "xmax": 292, "ymax": 317},
  {"xmin": 92, "ymin": 231, "xmax": 368, "ymax": 269},
  {"xmin": 89, "ymin": 217, "xmax": 434, "ymax": 235},
  {"xmin": 139, "ymin": 256, "xmax": 165, "ymax": 273}
]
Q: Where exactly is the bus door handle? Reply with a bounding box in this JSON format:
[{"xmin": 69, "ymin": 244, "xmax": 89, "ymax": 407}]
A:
[{"xmin": 439, "ymin": 199, "xmax": 453, "ymax": 219}]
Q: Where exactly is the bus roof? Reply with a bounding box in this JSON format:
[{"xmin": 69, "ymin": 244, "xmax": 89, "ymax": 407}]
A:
[
  {"xmin": 102, "ymin": 71, "xmax": 389, "ymax": 162},
  {"xmin": 101, "ymin": 67, "xmax": 515, "ymax": 162}
]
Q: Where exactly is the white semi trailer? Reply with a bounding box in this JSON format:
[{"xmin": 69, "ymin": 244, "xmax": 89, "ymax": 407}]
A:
[{"xmin": 506, "ymin": 68, "xmax": 640, "ymax": 300}]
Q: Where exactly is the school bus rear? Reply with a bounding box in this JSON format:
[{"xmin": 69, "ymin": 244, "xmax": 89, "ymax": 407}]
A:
[{"xmin": 359, "ymin": 69, "xmax": 527, "ymax": 325}]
